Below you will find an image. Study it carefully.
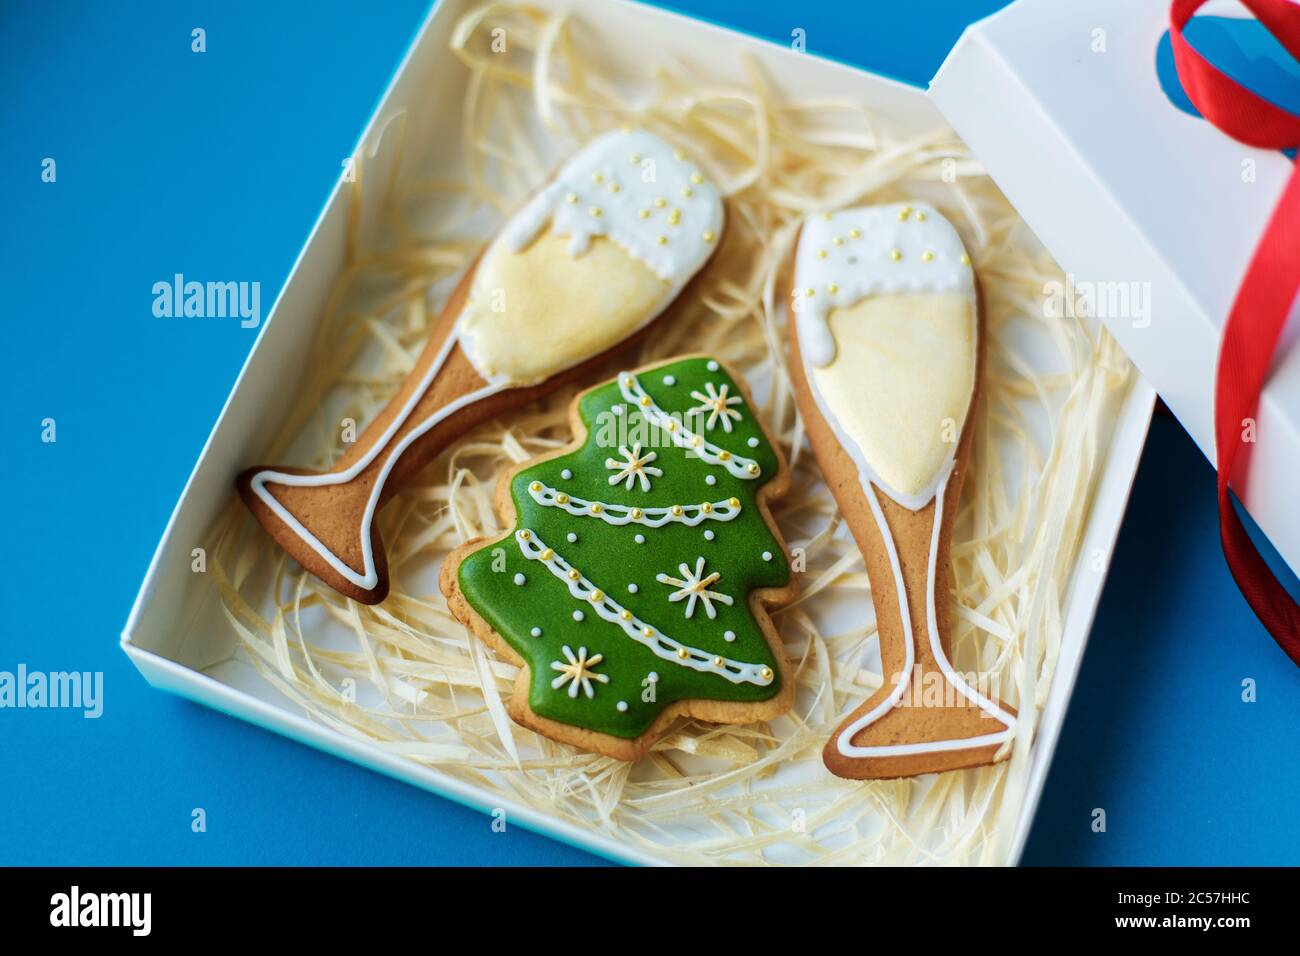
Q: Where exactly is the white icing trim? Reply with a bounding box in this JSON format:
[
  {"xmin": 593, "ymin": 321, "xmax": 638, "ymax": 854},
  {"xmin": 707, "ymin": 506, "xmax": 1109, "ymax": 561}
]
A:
[
  {"xmin": 515, "ymin": 530, "xmax": 773, "ymax": 687},
  {"xmin": 834, "ymin": 466, "xmax": 1015, "ymax": 759},
  {"xmin": 525, "ymin": 481, "xmax": 742, "ymax": 527},
  {"xmin": 617, "ymin": 372, "xmax": 761, "ymax": 480},
  {"xmin": 249, "ymin": 332, "xmax": 506, "ymax": 591}
]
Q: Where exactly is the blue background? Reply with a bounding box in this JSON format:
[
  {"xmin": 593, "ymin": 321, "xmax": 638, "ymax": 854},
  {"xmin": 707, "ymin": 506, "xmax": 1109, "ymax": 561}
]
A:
[{"xmin": 3, "ymin": 0, "xmax": 1298, "ymax": 866}]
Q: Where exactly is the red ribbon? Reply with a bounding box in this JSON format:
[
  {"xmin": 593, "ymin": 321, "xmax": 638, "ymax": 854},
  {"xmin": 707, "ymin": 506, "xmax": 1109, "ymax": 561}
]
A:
[{"xmin": 1169, "ymin": 0, "xmax": 1300, "ymax": 664}]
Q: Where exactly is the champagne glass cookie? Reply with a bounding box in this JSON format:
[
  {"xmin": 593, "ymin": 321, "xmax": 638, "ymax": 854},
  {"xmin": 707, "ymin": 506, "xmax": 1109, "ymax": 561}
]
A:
[
  {"xmin": 787, "ymin": 203, "xmax": 1016, "ymax": 780},
  {"xmin": 238, "ymin": 130, "xmax": 724, "ymax": 604}
]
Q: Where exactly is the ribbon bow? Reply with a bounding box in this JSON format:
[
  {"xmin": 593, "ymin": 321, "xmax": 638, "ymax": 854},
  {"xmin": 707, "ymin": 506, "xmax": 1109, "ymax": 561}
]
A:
[{"xmin": 1169, "ymin": 0, "xmax": 1300, "ymax": 663}]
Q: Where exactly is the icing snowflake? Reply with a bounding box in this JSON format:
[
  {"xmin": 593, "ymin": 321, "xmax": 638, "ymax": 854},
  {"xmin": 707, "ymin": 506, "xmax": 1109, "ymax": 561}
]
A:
[
  {"xmin": 605, "ymin": 443, "xmax": 663, "ymax": 491},
  {"xmin": 550, "ymin": 645, "xmax": 609, "ymax": 699},
  {"xmin": 656, "ymin": 556, "xmax": 734, "ymax": 620},
  {"xmin": 688, "ymin": 382, "xmax": 744, "ymax": 433}
]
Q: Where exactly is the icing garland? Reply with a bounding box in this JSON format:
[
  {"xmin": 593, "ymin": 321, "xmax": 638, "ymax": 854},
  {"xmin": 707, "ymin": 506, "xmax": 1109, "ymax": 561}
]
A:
[
  {"xmin": 617, "ymin": 373, "xmax": 761, "ymax": 479},
  {"xmin": 525, "ymin": 480, "xmax": 743, "ymax": 527},
  {"xmin": 515, "ymin": 529, "xmax": 774, "ymax": 687}
]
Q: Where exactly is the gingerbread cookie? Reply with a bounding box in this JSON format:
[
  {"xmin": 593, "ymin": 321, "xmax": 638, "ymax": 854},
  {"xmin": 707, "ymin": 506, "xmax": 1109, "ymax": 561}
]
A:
[
  {"xmin": 238, "ymin": 130, "xmax": 725, "ymax": 603},
  {"xmin": 787, "ymin": 203, "xmax": 1016, "ymax": 779},
  {"xmin": 441, "ymin": 356, "xmax": 796, "ymax": 761}
]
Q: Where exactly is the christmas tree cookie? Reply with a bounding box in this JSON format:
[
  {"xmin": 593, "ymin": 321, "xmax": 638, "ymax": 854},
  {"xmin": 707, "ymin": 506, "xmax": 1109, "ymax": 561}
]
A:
[{"xmin": 441, "ymin": 356, "xmax": 796, "ymax": 760}]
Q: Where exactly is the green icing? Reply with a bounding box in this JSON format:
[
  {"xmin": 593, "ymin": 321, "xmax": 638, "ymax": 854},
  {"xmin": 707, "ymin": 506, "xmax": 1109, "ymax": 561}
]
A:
[{"xmin": 457, "ymin": 357, "xmax": 789, "ymax": 739}]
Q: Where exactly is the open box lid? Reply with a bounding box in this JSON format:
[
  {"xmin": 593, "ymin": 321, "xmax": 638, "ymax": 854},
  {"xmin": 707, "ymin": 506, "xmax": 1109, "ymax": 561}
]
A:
[{"xmin": 930, "ymin": 0, "xmax": 1300, "ymax": 576}]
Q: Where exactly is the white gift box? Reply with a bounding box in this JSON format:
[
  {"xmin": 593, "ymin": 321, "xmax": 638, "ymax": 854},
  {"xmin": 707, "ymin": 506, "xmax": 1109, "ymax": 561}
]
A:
[
  {"xmin": 935, "ymin": 0, "xmax": 1300, "ymax": 578},
  {"xmin": 121, "ymin": 0, "xmax": 1158, "ymax": 865}
]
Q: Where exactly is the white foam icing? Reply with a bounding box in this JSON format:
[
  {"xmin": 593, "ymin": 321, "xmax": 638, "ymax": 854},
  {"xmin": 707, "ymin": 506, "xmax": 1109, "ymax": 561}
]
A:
[
  {"xmin": 499, "ymin": 129, "xmax": 723, "ymax": 290},
  {"xmin": 793, "ymin": 202, "xmax": 974, "ymax": 368}
]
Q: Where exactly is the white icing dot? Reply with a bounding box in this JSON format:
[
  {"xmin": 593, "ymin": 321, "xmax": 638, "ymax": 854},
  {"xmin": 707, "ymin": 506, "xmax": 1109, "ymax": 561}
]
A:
[
  {"xmin": 724, "ymin": 630, "xmax": 736, "ymax": 642},
  {"xmin": 561, "ymin": 468, "xmax": 573, "ymax": 480},
  {"xmin": 612, "ymin": 404, "xmax": 624, "ymax": 415},
  {"xmin": 705, "ymin": 474, "xmax": 717, "ymax": 486},
  {"xmin": 567, "ymin": 532, "xmax": 578, "ymax": 543},
  {"xmin": 634, "ymin": 533, "xmax": 646, "ymax": 544},
  {"xmin": 514, "ymin": 573, "xmax": 526, "ymax": 586},
  {"xmin": 747, "ymin": 437, "xmax": 760, "ymax": 448},
  {"xmin": 706, "ymin": 360, "xmax": 719, "ymax": 371},
  {"xmin": 762, "ymin": 551, "xmax": 773, "ymax": 561},
  {"xmin": 627, "ymin": 583, "xmax": 639, "ymax": 594},
  {"xmin": 704, "ymin": 530, "xmax": 715, "ymax": 541},
  {"xmin": 647, "ymin": 672, "xmax": 659, "ymax": 683},
  {"xmin": 573, "ymin": 610, "xmax": 585, "ymax": 622},
  {"xmin": 616, "ymin": 701, "xmax": 629, "ymax": 712},
  {"xmin": 663, "ymin": 375, "xmax": 676, "ymax": 386},
  {"xmin": 530, "ymin": 626, "xmax": 542, "ymax": 638}
]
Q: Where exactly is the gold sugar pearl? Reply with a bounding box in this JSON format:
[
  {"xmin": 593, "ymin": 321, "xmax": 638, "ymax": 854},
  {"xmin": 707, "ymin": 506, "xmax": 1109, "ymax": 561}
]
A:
[
  {"xmin": 702, "ymin": 230, "xmax": 715, "ymax": 243},
  {"xmin": 620, "ymin": 610, "xmax": 632, "ymax": 620},
  {"xmin": 833, "ymin": 236, "xmax": 844, "ymax": 246},
  {"xmin": 656, "ymin": 235, "xmax": 668, "ymax": 245},
  {"xmin": 701, "ymin": 502, "xmax": 713, "ymax": 514},
  {"xmin": 564, "ymin": 192, "xmax": 578, "ymax": 204},
  {"xmin": 746, "ymin": 463, "xmax": 759, "ymax": 475},
  {"xmin": 567, "ymin": 569, "xmax": 580, "ymax": 581},
  {"xmin": 677, "ymin": 648, "xmax": 690, "ymax": 660},
  {"xmin": 816, "ymin": 250, "xmax": 828, "ymax": 260},
  {"xmin": 821, "ymin": 211, "xmax": 833, "ymax": 221},
  {"xmin": 592, "ymin": 172, "xmax": 604, "ymax": 184},
  {"xmin": 630, "ymin": 153, "xmax": 642, "ymax": 164},
  {"xmin": 589, "ymin": 206, "xmax": 602, "ymax": 218},
  {"xmin": 690, "ymin": 172, "xmax": 703, "ymax": 185},
  {"xmin": 961, "ymin": 253, "xmax": 972, "ymax": 266},
  {"xmin": 680, "ymin": 187, "xmax": 693, "ymax": 198},
  {"xmin": 828, "ymin": 283, "xmax": 839, "ymax": 294},
  {"xmin": 590, "ymin": 503, "xmax": 603, "ymax": 514},
  {"xmin": 665, "ymin": 420, "xmax": 677, "ymax": 432},
  {"xmin": 667, "ymin": 209, "xmax": 681, "ymax": 226},
  {"xmin": 529, "ymin": 481, "xmax": 542, "ymax": 491},
  {"xmin": 921, "ymin": 250, "xmax": 934, "ymax": 262},
  {"xmin": 590, "ymin": 590, "xmax": 604, "ymax": 603},
  {"xmin": 623, "ymin": 377, "xmax": 634, "ymax": 386},
  {"xmin": 556, "ymin": 493, "xmax": 570, "ymax": 504},
  {"xmin": 630, "ymin": 508, "xmax": 643, "ymax": 519},
  {"xmin": 541, "ymin": 549, "xmax": 554, "ymax": 560},
  {"xmin": 671, "ymin": 505, "xmax": 684, "ymax": 516},
  {"xmin": 637, "ymin": 209, "xmax": 650, "ymax": 219},
  {"xmin": 673, "ymin": 149, "xmax": 686, "ymax": 161},
  {"xmin": 890, "ymin": 248, "xmax": 903, "ymax": 261},
  {"xmin": 519, "ymin": 530, "xmax": 532, "ymax": 540},
  {"xmin": 759, "ymin": 667, "xmax": 773, "ymax": 681},
  {"xmin": 640, "ymin": 395, "xmax": 652, "ymax": 406},
  {"xmin": 899, "ymin": 205, "xmax": 913, "ymax": 220},
  {"xmin": 712, "ymin": 656, "xmax": 724, "ymax": 667},
  {"xmin": 728, "ymin": 497, "xmax": 740, "ymax": 509},
  {"xmin": 916, "ymin": 211, "xmax": 928, "ymax": 221},
  {"xmin": 718, "ymin": 450, "xmax": 732, "ymax": 462},
  {"xmin": 608, "ymin": 182, "xmax": 621, "ymax": 193},
  {"xmin": 643, "ymin": 627, "xmax": 655, "ymax": 637},
  {"xmin": 654, "ymin": 197, "xmax": 667, "ymax": 208},
  {"xmin": 804, "ymin": 287, "xmax": 816, "ymax": 297},
  {"xmin": 691, "ymin": 436, "xmax": 703, "ymax": 448},
  {"xmin": 849, "ymin": 227, "xmax": 861, "ymax": 239}
]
